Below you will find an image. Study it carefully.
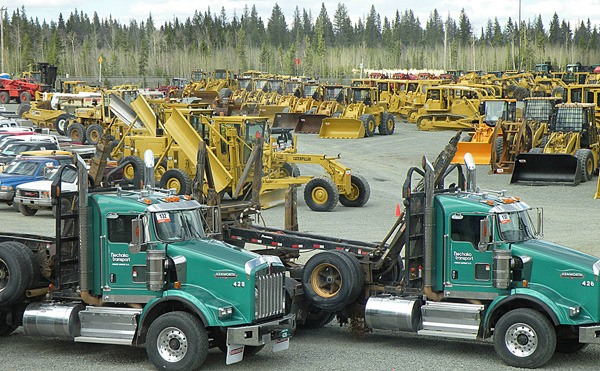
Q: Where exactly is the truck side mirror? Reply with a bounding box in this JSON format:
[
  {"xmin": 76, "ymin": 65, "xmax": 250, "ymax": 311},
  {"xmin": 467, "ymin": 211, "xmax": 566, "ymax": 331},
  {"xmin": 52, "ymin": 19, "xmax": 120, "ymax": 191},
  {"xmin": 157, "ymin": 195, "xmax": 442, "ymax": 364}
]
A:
[
  {"xmin": 478, "ymin": 218, "xmax": 491, "ymax": 252},
  {"xmin": 129, "ymin": 217, "xmax": 146, "ymax": 254}
]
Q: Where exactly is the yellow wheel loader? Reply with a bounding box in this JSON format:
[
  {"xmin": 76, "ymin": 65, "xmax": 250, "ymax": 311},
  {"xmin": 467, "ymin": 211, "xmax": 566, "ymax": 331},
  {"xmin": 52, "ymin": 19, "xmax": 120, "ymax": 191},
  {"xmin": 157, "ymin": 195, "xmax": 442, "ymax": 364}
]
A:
[
  {"xmin": 451, "ymin": 99, "xmax": 517, "ymax": 164},
  {"xmin": 522, "ymin": 97, "xmax": 563, "ymax": 148},
  {"xmin": 294, "ymin": 84, "xmax": 347, "ymax": 134},
  {"xmin": 272, "ymin": 81, "xmax": 321, "ymax": 129},
  {"xmin": 319, "ymin": 85, "xmax": 395, "ymax": 139},
  {"xmin": 414, "ymin": 85, "xmax": 490, "ymax": 131},
  {"xmin": 512, "ymin": 103, "xmax": 599, "ymax": 185}
]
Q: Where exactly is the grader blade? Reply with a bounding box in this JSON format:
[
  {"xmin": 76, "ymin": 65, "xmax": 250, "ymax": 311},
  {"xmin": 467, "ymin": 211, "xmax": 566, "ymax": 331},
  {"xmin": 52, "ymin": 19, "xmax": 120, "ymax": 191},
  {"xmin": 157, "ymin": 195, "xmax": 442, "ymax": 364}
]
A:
[
  {"xmin": 319, "ymin": 118, "xmax": 366, "ymax": 139},
  {"xmin": 259, "ymin": 189, "xmax": 287, "ymax": 209},
  {"xmin": 294, "ymin": 114, "xmax": 328, "ymax": 133},
  {"xmin": 511, "ymin": 153, "xmax": 581, "ymax": 185},
  {"xmin": 273, "ymin": 113, "xmax": 302, "ymax": 129},
  {"xmin": 451, "ymin": 142, "xmax": 493, "ymax": 165}
]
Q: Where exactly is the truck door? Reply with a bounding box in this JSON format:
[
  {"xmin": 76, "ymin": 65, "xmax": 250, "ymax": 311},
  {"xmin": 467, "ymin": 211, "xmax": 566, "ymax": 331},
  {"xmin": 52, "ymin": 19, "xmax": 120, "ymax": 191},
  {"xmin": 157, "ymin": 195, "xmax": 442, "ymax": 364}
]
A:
[
  {"xmin": 102, "ymin": 213, "xmax": 155, "ymax": 300},
  {"xmin": 445, "ymin": 213, "xmax": 495, "ymax": 296}
]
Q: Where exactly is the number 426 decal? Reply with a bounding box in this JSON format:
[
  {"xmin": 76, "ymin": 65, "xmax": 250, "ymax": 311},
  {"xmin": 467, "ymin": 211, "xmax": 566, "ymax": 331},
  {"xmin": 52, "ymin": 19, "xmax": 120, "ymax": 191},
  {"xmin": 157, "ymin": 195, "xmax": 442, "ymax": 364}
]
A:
[{"xmin": 582, "ymin": 280, "xmax": 595, "ymax": 287}]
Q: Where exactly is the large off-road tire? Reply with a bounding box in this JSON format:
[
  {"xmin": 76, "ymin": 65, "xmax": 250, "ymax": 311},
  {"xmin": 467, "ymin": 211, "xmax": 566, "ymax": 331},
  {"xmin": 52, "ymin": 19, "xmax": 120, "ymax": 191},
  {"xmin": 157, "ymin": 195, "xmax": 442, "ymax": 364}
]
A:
[
  {"xmin": 494, "ymin": 137, "xmax": 504, "ymax": 161},
  {"xmin": 146, "ymin": 311, "xmax": 209, "ymax": 371},
  {"xmin": 493, "ymin": 308, "xmax": 556, "ymax": 369},
  {"xmin": 378, "ymin": 112, "xmax": 395, "ymax": 135},
  {"xmin": 551, "ymin": 86, "xmax": 565, "ymax": 98},
  {"xmin": 528, "ymin": 147, "xmax": 544, "ymax": 154},
  {"xmin": 330, "ymin": 250, "xmax": 364, "ymax": 300},
  {"xmin": 302, "ymin": 250, "xmax": 363, "ymax": 312},
  {"xmin": 360, "ymin": 114, "xmax": 376, "ymax": 137},
  {"xmin": 0, "ymin": 92, "xmax": 9, "ymax": 104},
  {"xmin": 154, "ymin": 158, "xmax": 169, "ymax": 181},
  {"xmin": 55, "ymin": 114, "xmax": 72, "ymax": 135},
  {"xmin": 159, "ymin": 169, "xmax": 192, "ymax": 195},
  {"xmin": 118, "ymin": 156, "xmax": 145, "ymax": 188},
  {"xmin": 85, "ymin": 123, "xmax": 104, "ymax": 145},
  {"xmin": 282, "ymin": 162, "xmax": 300, "ymax": 177},
  {"xmin": 304, "ymin": 177, "xmax": 339, "ymax": 212},
  {"xmin": 0, "ymin": 311, "xmax": 18, "ymax": 336},
  {"xmin": 297, "ymin": 305, "xmax": 336, "ymax": 329},
  {"xmin": 576, "ymin": 148, "xmax": 594, "ymax": 182},
  {"xmin": 108, "ymin": 140, "xmax": 122, "ymax": 161},
  {"xmin": 19, "ymin": 91, "xmax": 32, "ymax": 104},
  {"xmin": 18, "ymin": 204, "xmax": 38, "ymax": 216},
  {"xmin": 0, "ymin": 241, "xmax": 34, "ymax": 306},
  {"xmin": 17, "ymin": 103, "xmax": 31, "ymax": 118},
  {"xmin": 339, "ymin": 174, "xmax": 370, "ymax": 207},
  {"xmin": 67, "ymin": 122, "xmax": 86, "ymax": 143},
  {"xmin": 219, "ymin": 87, "xmax": 233, "ymax": 99}
]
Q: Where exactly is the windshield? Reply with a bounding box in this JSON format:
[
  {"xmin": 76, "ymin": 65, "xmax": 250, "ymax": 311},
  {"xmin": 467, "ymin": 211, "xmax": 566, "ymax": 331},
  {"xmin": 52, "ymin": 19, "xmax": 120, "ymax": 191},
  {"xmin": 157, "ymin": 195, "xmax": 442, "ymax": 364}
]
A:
[
  {"xmin": 485, "ymin": 101, "xmax": 507, "ymax": 124},
  {"xmin": 497, "ymin": 210, "xmax": 536, "ymax": 243},
  {"xmin": 154, "ymin": 209, "xmax": 205, "ymax": 242},
  {"xmin": 46, "ymin": 167, "xmax": 77, "ymax": 182},
  {"xmin": 238, "ymin": 79, "xmax": 252, "ymax": 90},
  {"xmin": 553, "ymin": 106, "xmax": 584, "ymax": 132},
  {"xmin": 4, "ymin": 160, "xmax": 40, "ymax": 176},
  {"xmin": 304, "ymin": 85, "xmax": 319, "ymax": 97},
  {"xmin": 524, "ymin": 100, "xmax": 552, "ymax": 121}
]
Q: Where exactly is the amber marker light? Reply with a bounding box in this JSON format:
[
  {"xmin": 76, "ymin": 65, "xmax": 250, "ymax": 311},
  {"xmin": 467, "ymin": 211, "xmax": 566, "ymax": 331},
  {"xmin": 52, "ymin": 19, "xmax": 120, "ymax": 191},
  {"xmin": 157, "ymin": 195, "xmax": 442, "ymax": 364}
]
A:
[
  {"xmin": 522, "ymin": 280, "xmax": 529, "ymax": 288},
  {"xmin": 173, "ymin": 281, "xmax": 182, "ymax": 289}
]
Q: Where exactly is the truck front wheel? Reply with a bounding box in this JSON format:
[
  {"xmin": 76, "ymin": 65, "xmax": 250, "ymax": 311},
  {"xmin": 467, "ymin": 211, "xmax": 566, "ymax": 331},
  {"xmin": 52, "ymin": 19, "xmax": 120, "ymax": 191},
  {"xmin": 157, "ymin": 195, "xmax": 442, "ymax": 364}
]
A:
[
  {"xmin": 0, "ymin": 311, "xmax": 18, "ymax": 336},
  {"xmin": 493, "ymin": 308, "xmax": 556, "ymax": 368},
  {"xmin": 146, "ymin": 311, "xmax": 208, "ymax": 371}
]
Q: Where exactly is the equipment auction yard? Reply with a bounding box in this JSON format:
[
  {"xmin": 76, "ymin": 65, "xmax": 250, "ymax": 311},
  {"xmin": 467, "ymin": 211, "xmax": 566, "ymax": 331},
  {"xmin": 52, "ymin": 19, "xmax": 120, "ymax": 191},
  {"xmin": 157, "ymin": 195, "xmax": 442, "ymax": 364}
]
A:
[{"xmin": 1, "ymin": 119, "xmax": 599, "ymax": 370}]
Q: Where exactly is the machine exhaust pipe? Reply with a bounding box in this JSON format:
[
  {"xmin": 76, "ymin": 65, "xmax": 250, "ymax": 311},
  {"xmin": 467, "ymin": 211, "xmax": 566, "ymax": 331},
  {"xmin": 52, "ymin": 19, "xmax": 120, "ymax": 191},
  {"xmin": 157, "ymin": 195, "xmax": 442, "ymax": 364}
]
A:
[{"xmin": 464, "ymin": 153, "xmax": 477, "ymax": 192}]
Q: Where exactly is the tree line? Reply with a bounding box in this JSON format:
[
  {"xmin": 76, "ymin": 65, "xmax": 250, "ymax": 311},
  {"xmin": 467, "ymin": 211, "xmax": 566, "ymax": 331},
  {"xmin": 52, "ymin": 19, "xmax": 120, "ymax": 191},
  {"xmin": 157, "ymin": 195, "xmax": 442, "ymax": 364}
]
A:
[{"xmin": 3, "ymin": 4, "xmax": 599, "ymax": 85}]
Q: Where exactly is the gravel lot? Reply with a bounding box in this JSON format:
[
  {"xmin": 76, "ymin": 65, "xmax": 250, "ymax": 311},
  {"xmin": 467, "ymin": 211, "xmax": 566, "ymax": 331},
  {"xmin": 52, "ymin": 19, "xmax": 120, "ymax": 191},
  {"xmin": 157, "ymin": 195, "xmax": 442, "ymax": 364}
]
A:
[{"xmin": 1, "ymin": 111, "xmax": 599, "ymax": 370}]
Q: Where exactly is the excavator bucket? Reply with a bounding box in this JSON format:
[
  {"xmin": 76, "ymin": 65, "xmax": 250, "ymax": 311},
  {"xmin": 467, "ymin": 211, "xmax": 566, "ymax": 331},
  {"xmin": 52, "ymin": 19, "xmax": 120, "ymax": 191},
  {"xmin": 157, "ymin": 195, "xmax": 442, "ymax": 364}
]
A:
[
  {"xmin": 294, "ymin": 114, "xmax": 328, "ymax": 133},
  {"xmin": 319, "ymin": 118, "xmax": 366, "ymax": 139},
  {"xmin": 451, "ymin": 142, "xmax": 493, "ymax": 165},
  {"xmin": 511, "ymin": 153, "xmax": 581, "ymax": 185},
  {"xmin": 273, "ymin": 113, "xmax": 303, "ymax": 129}
]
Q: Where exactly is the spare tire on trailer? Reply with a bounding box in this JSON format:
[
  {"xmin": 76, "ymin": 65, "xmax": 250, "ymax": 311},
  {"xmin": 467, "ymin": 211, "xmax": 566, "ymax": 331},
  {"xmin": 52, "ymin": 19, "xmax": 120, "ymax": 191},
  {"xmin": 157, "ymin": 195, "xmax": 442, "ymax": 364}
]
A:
[
  {"xmin": 0, "ymin": 241, "xmax": 34, "ymax": 306},
  {"xmin": 302, "ymin": 250, "xmax": 364, "ymax": 312}
]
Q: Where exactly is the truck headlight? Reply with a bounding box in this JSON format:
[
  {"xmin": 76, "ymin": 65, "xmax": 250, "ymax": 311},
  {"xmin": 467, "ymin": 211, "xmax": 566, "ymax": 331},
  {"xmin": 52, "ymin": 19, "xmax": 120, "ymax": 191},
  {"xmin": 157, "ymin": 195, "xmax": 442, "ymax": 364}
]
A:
[
  {"xmin": 0, "ymin": 185, "xmax": 12, "ymax": 190},
  {"xmin": 41, "ymin": 191, "xmax": 50, "ymax": 199},
  {"xmin": 218, "ymin": 306, "xmax": 233, "ymax": 319},
  {"xmin": 569, "ymin": 306, "xmax": 581, "ymax": 317}
]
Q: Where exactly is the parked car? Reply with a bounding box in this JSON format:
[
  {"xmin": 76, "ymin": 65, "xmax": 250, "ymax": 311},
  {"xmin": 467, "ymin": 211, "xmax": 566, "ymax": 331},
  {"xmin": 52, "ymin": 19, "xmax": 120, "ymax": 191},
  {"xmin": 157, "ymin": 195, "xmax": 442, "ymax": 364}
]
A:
[
  {"xmin": 13, "ymin": 165, "xmax": 78, "ymax": 216},
  {"xmin": 0, "ymin": 155, "xmax": 72, "ymax": 210},
  {"xmin": 0, "ymin": 141, "xmax": 60, "ymax": 166}
]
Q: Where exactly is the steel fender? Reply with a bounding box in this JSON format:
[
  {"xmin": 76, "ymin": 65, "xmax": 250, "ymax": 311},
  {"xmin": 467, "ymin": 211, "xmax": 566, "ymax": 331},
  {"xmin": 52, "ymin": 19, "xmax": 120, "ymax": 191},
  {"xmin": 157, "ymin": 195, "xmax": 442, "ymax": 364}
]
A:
[{"xmin": 484, "ymin": 288, "xmax": 593, "ymax": 334}]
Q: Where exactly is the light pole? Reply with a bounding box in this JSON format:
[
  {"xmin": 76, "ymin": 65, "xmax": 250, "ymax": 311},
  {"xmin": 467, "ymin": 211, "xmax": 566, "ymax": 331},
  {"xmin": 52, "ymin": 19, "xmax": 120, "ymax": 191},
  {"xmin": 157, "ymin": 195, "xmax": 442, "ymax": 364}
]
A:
[
  {"xmin": 518, "ymin": 0, "xmax": 522, "ymax": 71},
  {"xmin": 0, "ymin": 6, "xmax": 6, "ymax": 73}
]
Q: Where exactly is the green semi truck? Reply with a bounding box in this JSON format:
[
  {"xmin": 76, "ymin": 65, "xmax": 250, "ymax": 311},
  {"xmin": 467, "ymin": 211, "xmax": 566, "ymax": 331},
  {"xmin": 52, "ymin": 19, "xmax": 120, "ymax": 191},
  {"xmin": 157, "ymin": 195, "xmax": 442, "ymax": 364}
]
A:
[
  {"xmin": 0, "ymin": 154, "xmax": 293, "ymax": 370},
  {"xmin": 224, "ymin": 134, "xmax": 600, "ymax": 368}
]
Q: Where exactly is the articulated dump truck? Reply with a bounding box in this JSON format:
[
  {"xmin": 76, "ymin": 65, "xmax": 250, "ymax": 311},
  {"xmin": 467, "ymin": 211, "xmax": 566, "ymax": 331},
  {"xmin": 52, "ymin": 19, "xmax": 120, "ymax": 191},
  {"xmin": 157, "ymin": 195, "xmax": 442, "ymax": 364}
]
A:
[{"xmin": 223, "ymin": 133, "xmax": 600, "ymax": 369}]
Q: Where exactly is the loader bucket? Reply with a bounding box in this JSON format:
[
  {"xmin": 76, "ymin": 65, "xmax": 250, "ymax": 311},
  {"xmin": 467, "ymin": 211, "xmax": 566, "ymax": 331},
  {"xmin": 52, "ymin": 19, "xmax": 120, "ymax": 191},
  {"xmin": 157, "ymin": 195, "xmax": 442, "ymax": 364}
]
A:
[
  {"xmin": 273, "ymin": 113, "xmax": 303, "ymax": 129},
  {"xmin": 511, "ymin": 153, "xmax": 581, "ymax": 185},
  {"xmin": 294, "ymin": 114, "xmax": 328, "ymax": 133},
  {"xmin": 319, "ymin": 118, "xmax": 366, "ymax": 139},
  {"xmin": 451, "ymin": 142, "xmax": 493, "ymax": 165},
  {"xmin": 257, "ymin": 105, "xmax": 287, "ymax": 123},
  {"xmin": 189, "ymin": 90, "xmax": 219, "ymax": 102}
]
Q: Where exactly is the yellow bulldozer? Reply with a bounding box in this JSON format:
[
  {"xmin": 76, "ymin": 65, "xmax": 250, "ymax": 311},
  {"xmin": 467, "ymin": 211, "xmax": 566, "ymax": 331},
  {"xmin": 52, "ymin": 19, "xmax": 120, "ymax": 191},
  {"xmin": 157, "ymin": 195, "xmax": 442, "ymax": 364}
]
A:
[
  {"xmin": 451, "ymin": 98, "xmax": 518, "ymax": 164},
  {"xmin": 413, "ymin": 85, "xmax": 491, "ymax": 131},
  {"xmin": 512, "ymin": 103, "xmax": 599, "ymax": 185},
  {"xmin": 182, "ymin": 68, "xmax": 236, "ymax": 102},
  {"xmin": 319, "ymin": 85, "xmax": 395, "ymax": 138}
]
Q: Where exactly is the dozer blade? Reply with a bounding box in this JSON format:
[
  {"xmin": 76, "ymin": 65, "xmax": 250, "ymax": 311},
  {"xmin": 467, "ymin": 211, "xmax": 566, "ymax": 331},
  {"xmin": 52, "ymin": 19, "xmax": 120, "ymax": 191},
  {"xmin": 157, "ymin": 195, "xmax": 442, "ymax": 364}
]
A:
[
  {"xmin": 294, "ymin": 114, "xmax": 328, "ymax": 133},
  {"xmin": 319, "ymin": 118, "xmax": 366, "ymax": 139},
  {"xmin": 511, "ymin": 153, "xmax": 581, "ymax": 185},
  {"xmin": 273, "ymin": 113, "xmax": 303, "ymax": 129},
  {"xmin": 451, "ymin": 142, "xmax": 493, "ymax": 165}
]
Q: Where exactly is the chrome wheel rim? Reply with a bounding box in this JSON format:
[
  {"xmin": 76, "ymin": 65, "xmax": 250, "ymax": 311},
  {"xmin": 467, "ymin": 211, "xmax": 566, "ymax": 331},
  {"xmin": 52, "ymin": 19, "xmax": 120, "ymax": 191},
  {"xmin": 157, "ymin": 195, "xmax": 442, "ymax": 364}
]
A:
[{"xmin": 157, "ymin": 326, "xmax": 188, "ymax": 362}]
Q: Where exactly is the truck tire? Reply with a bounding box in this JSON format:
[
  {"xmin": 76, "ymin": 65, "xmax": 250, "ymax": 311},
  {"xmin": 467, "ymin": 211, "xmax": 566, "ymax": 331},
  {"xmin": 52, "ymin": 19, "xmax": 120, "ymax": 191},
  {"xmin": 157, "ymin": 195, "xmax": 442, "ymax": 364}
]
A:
[
  {"xmin": 146, "ymin": 311, "xmax": 208, "ymax": 371},
  {"xmin": 85, "ymin": 124, "xmax": 104, "ymax": 145},
  {"xmin": 118, "ymin": 156, "xmax": 145, "ymax": 188},
  {"xmin": 339, "ymin": 174, "xmax": 370, "ymax": 207},
  {"xmin": 297, "ymin": 305, "xmax": 336, "ymax": 329},
  {"xmin": 378, "ymin": 112, "xmax": 395, "ymax": 135},
  {"xmin": 19, "ymin": 91, "xmax": 32, "ymax": 104},
  {"xmin": 330, "ymin": 250, "xmax": 364, "ymax": 300},
  {"xmin": 360, "ymin": 114, "xmax": 376, "ymax": 137},
  {"xmin": 576, "ymin": 149, "xmax": 594, "ymax": 182},
  {"xmin": 282, "ymin": 162, "xmax": 300, "ymax": 177},
  {"xmin": 67, "ymin": 122, "xmax": 87, "ymax": 144},
  {"xmin": 55, "ymin": 114, "xmax": 71, "ymax": 135},
  {"xmin": 17, "ymin": 103, "xmax": 31, "ymax": 118},
  {"xmin": 0, "ymin": 241, "xmax": 33, "ymax": 306},
  {"xmin": 304, "ymin": 177, "xmax": 339, "ymax": 212},
  {"xmin": 493, "ymin": 308, "xmax": 556, "ymax": 368},
  {"xmin": 0, "ymin": 91, "xmax": 9, "ymax": 104},
  {"xmin": 302, "ymin": 250, "xmax": 363, "ymax": 312},
  {"xmin": 0, "ymin": 311, "xmax": 18, "ymax": 336},
  {"xmin": 159, "ymin": 169, "xmax": 192, "ymax": 195},
  {"xmin": 18, "ymin": 204, "xmax": 38, "ymax": 216}
]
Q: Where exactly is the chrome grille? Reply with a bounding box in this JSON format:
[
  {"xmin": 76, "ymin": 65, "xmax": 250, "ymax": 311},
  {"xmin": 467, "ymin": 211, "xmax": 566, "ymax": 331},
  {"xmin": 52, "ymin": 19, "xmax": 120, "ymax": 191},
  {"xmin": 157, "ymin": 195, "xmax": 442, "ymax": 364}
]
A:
[{"xmin": 255, "ymin": 271, "xmax": 285, "ymax": 320}]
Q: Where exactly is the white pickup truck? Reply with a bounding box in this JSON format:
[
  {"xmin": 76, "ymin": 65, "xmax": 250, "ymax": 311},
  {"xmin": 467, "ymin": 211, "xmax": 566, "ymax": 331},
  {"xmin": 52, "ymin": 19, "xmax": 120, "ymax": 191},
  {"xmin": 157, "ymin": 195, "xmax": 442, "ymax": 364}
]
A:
[{"xmin": 13, "ymin": 165, "xmax": 78, "ymax": 216}]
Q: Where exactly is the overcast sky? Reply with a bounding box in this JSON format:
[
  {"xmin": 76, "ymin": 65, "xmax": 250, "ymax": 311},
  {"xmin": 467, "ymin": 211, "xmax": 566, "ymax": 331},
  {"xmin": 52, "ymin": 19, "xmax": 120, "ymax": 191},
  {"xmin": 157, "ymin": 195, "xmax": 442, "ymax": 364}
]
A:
[{"xmin": 5, "ymin": 0, "xmax": 600, "ymax": 35}]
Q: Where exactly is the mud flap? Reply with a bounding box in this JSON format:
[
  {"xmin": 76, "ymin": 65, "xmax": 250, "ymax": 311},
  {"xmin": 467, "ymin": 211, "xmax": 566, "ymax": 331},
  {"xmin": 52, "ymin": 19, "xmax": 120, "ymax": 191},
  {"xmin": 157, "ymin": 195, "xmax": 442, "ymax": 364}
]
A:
[
  {"xmin": 294, "ymin": 114, "xmax": 328, "ymax": 133},
  {"xmin": 451, "ymin": 142, "xmax": 493, "ymax": 165},
  {"xmin": 319, "ymin": 118, "xmax": 366, "ymax": 139},
  {"xmin": 225, "ymin": 344, "xmax": 245, "ymax": 365},
  {"xmin": 273, "ymin": 113, "xmax": 303, "ymax": 129},
  {"xmin": 511, "ymin": 153, "xmax": 581, "ymax": 185}
]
